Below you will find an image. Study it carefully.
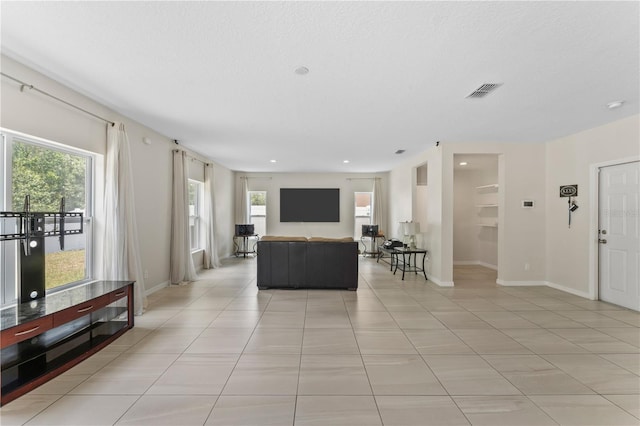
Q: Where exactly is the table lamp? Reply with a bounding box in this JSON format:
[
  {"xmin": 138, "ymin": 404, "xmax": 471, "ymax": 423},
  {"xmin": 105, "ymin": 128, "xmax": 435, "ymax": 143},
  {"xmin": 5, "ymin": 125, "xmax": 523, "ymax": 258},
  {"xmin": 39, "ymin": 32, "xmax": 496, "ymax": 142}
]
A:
[{"xmin": 402, "ymin": 221, "xmax": 420, "ymax": 249}]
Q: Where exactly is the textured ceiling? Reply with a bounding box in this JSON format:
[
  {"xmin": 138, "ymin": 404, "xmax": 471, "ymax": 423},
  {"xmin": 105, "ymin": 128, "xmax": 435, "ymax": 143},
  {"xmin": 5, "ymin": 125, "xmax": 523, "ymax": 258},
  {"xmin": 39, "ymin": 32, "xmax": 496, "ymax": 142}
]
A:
[{"xmin": 1, "ymin": 1, "xmax": 638, "ymax": 172}]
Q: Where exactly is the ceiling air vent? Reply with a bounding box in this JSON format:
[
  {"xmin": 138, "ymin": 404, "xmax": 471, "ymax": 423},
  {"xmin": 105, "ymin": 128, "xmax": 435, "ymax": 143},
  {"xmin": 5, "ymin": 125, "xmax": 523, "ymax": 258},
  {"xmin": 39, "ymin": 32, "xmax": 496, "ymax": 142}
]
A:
[{"xmin": 466, "ymin": 83, "xmax": 502, "ymax": 99}]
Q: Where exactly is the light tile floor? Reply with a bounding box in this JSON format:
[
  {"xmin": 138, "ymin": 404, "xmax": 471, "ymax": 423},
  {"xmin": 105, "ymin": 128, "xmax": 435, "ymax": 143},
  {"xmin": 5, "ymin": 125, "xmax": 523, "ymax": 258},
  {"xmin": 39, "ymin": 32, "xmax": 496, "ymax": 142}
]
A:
[{"xmin": 2, "ymin": 261, "xmax": 639, "ymax": 425}]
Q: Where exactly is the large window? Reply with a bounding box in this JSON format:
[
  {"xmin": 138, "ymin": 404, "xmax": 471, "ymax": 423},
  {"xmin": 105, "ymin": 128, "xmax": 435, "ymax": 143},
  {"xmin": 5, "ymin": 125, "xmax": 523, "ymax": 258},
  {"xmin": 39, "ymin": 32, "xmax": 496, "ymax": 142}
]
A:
[
  {"xmin": 1, "ymin": 130, "xmax": 94, "ymax": 306},
  {"xmin": 249, "ymin": 191, "xmax": 267, "ymax": 236},
  {"xmin": 188, "ymin": 179, "xmax": 203, "ymax": 251}
]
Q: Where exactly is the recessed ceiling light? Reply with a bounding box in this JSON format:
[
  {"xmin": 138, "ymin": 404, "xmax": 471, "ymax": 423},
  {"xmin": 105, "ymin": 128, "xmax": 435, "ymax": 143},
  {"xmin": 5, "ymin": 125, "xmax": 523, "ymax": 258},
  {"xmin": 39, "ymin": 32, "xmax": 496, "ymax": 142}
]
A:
[
  {"xmin": 459, "ymin": 162, "xmax": 468, "ymax": 166},
  {"xmin": 607, "ymin": 100, "xmax": 625, "ymax": 110},
  {"xmin": 295, "ymin": 66, "xmax": 309, "ymax": 75},
  {"xmin": 395, "ymin": 149, "xmax": 405, "ymax": 154},
  {"xmin": 270, "ymin": 160, "xmax": 277, "ymax": 163},
  {"xmin": 343, "ymin": 160, "xmax": 350, "ymax": 164}
]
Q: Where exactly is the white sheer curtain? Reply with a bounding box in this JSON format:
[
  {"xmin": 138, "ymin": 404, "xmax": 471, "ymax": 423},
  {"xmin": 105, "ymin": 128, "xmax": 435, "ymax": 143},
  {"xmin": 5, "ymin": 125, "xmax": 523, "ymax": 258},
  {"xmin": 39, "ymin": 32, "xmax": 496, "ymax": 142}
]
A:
[
  {"xmin": 170, "ymin": 150, "xmax": 197, "ymax": 284},
  {"xmin": 203, "ymin": 164, "xmax": 220, "ymax": 269},
  {"xmin": 372, "ymin": 178, "xmax": 385, "ymax": 235},
  {"xmin": 103, "ymin": 123, "xmax": 147, "ymax": 315},
  {"xmin": 239, "ymin": 177, "xmax": 250, "ymax": 224}
]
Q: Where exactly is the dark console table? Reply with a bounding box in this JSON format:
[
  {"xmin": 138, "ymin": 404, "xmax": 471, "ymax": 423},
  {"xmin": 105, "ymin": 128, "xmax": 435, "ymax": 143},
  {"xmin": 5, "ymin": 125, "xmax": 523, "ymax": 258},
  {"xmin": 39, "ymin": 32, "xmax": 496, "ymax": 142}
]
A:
[
  {"xmin": 0, "ymin": 280, "xmax": 134, "ymax": 405},
  {"xmin": 233, "ymin": 234, "xmax": 259, "ymax": 258},
  {"xmin": 377, "ymin": 245, "xmax": 399, "ymax": 271}
]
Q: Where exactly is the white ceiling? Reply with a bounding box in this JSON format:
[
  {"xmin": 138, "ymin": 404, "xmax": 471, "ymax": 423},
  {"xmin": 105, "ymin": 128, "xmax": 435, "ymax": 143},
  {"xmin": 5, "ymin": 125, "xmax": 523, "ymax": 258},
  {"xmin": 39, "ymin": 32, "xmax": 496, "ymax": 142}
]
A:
[{"xmin": 1, "ymin": 1, "xmax": 638, "ymax": 173}]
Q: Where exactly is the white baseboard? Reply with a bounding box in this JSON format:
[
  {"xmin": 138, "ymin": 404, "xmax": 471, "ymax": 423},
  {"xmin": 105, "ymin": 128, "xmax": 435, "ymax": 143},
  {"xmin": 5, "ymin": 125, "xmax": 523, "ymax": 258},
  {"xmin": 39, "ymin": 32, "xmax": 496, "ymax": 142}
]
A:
[
  {"xmin": 545, "ymin": 281, "xmax": 593, "ymax": 299},
  {"xmin": 453, "ymin": 260, "xmax": 497, "ymax": 270},
  {"xmin": 145, "ymin": 280, "xmax": 169, "ymax": 296},
  {"xmin": 496, "ymin": 279, "xmax": 546, "ymax": 287},
  {"xmin": 478, "ymin": 261, "xmax": 498, "ymax": 271},
  {"xmin": 429, "ymin": 276, "xmax": 454, "ymax": 287},
  {"xmin": 496, "ymin": 279, "xmax": 593, "ymax": 300}
]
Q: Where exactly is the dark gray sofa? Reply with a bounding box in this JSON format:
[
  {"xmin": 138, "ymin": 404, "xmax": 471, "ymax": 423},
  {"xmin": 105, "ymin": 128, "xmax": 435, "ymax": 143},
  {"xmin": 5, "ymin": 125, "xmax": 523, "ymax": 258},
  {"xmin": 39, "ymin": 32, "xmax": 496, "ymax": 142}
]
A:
[{"xmin": 256, "ymin": 236, "xmax": 358, "ymax": 290}]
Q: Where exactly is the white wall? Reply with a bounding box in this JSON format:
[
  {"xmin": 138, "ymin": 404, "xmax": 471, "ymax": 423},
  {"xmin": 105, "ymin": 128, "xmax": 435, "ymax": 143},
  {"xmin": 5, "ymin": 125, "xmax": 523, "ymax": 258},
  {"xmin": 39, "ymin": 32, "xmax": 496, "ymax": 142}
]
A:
[
  {"xmin": 389, "ymin": 147, "xmax": 445, "ymax": 284},
  {"xmin": 545, "ymin": 114, "xmax": 640, "ymax": 297},
  {"xmin": 1, "ymin": 55, "xmax": 235, "ymax": 292},
  {"xmin": 235, "ymin": 172, "xmax": 388, "ymax": 239},
  {"xmin": 214, "ymin": 165, "xmax": 235, "ymax": 258},
  {"xmin": 414, "ymin": 184, "xmax": 429, "ymax": 246}
]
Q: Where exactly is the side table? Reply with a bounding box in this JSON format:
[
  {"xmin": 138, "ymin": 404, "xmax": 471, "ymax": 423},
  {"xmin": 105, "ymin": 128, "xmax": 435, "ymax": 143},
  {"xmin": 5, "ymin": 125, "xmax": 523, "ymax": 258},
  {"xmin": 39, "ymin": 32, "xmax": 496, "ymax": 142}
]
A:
[
  {"xmin": 233, "ymin": 234, "xmax": 259, "ymax": 258},
  {"xmin": 360, "ymin": 234, "xmax": 385, "ymax": 257},
  {"xmin": 393, "ymin": 247, "xmax": 428, "ymax": 280}
]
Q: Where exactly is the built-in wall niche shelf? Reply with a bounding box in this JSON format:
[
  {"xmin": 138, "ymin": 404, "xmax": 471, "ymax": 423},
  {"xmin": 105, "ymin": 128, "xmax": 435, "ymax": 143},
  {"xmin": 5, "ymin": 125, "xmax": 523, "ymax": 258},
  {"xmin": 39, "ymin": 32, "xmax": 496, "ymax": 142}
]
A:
[
  {"xmin": 476, "ymin": 184, "xmax": 498, "ymax": 190},
  {"xmin": 475, "ymin": 184, "xmax": 498, "ymax": 230}
]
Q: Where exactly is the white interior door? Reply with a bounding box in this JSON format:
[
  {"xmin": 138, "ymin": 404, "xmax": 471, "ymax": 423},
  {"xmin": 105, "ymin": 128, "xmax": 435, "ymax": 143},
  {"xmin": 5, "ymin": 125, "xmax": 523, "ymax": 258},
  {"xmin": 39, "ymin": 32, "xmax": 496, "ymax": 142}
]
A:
[{"xmin": 598, "ymin": 161, "xmax": 639, "ymax": 311}]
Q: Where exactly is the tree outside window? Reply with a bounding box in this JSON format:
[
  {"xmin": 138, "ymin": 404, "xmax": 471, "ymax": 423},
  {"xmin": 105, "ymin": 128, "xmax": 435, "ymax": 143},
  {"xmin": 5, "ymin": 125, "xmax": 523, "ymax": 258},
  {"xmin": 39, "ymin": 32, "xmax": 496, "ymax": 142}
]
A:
[{"xmin": 3, "ymin": 136, "xmax": 92, "ymax": 300}]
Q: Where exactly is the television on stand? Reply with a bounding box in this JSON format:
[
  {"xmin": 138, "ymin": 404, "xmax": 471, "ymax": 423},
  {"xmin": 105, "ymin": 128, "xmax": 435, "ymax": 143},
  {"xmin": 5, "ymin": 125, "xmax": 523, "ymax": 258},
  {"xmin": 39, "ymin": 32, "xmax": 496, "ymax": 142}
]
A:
[
  {"xmin": 361, "ymin": 224, "xmax": 379, "ymax": 237},
  {"xmin": 235, "ymin": 224, "xmax": 255, "ymax": 236}
]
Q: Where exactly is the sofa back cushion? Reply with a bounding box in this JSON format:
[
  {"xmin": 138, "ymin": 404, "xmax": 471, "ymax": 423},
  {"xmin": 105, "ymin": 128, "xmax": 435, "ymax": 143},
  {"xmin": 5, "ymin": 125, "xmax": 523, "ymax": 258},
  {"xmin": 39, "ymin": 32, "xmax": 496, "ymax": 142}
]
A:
[
  {"xmin": 261, "ymin": 236, "xmax": 308, "ymax": 242},
  {"xmin": 307, "ymin": 237, "xmax": 354, "ymax": 242}
]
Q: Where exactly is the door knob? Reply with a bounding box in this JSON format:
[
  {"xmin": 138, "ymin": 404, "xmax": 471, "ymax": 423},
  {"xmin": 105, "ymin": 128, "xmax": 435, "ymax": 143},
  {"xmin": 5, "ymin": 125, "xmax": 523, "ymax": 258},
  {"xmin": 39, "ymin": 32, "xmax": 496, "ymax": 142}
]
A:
[{"xmin": 598, "ymin": 238, "xmax": 607, "ymax": 244}]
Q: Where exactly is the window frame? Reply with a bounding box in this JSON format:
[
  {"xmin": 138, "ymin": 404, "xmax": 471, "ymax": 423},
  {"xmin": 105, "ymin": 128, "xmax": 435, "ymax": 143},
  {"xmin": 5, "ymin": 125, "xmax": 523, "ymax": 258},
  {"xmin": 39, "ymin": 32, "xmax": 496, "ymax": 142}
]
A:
[
  {"xmin": 0, "ymin": 128, "xmax": 95, "ymax": 306},
  {"xmin": 188, "ymin": 179, "xmax": 204, "ymax": 252},
  {"xmin": 249, "ymin": 190, "xmax": 267, "ymax": 237}
]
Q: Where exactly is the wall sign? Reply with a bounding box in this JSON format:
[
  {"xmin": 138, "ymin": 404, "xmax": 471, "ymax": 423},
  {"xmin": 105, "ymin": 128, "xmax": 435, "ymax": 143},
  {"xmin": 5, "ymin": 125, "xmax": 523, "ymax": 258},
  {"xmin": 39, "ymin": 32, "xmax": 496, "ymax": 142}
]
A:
[
  {"xmin": 559, "ymin": 185, "xmax": 578, "ymax": 197},
  {"xmin": 559, "ymin": 185, "xmax": 579, "ymax": 228}
]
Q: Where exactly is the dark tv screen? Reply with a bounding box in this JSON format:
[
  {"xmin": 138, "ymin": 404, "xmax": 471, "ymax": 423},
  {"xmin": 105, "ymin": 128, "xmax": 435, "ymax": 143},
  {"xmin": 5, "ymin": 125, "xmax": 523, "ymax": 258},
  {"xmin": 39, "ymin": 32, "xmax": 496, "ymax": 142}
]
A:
[{"xmin": 280, "ymin": 188, "xmax": 340, "ymax": 222}]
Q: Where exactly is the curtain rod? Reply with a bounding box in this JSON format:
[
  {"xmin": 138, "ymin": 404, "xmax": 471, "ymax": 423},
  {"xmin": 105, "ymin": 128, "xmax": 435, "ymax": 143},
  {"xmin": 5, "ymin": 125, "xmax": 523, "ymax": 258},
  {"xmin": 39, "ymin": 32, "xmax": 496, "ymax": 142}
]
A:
[
  {"xmin": 1, "ymin": 72, "xmax": 116, "ymax": 127},
  {"xmin": 346, "ymin": 177, "xmax": 381, "ymax": 180},
  {"xmin": 173, "ymin": 149, "xmax": 211, "ymax": 166}
]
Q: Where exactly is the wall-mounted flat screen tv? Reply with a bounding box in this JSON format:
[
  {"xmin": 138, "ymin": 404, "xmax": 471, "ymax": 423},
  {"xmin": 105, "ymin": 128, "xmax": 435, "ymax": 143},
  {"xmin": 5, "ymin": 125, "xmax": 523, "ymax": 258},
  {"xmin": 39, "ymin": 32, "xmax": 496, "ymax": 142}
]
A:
[{"xmin": 280, "ymin": 188, "xmax": 340, "ymax": 222}]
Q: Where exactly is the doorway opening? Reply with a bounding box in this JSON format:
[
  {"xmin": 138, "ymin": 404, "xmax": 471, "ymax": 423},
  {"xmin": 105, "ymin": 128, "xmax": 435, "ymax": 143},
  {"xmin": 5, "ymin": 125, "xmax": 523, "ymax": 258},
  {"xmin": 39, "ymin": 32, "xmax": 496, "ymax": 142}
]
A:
[{"xmin": 453, "ymin": 154, "xmax": 499, "ymax": 286}]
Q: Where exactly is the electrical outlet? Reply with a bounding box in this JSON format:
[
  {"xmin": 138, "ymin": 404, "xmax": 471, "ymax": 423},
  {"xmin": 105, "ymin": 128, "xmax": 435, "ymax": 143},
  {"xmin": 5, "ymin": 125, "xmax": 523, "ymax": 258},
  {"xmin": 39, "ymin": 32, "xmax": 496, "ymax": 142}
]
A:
[
  {"xmin": 144, "ymin": 269, "xmax": 149, "ymax": 279},
  {"xmin": 524, "ymin": 263, "xmax": 530, "ymax": 271}
]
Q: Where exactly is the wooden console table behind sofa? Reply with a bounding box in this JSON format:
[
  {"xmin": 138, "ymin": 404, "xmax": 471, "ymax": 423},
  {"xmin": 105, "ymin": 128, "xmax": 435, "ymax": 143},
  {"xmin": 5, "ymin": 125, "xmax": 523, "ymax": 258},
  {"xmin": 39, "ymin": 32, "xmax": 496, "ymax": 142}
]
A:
[{"xmin": 0, "ymin": 280, "xmax": 134, "ymax": 405}]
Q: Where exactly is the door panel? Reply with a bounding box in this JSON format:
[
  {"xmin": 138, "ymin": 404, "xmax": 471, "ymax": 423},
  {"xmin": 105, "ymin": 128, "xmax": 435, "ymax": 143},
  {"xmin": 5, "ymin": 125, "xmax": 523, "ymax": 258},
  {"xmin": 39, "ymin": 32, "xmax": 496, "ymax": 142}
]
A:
[{"xmin": 599, "ymin": 161, "xmax": 639, "ymax": 311}]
